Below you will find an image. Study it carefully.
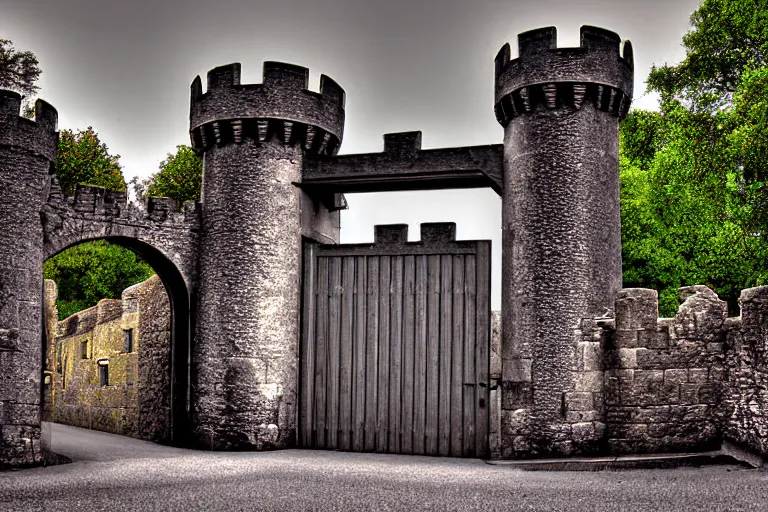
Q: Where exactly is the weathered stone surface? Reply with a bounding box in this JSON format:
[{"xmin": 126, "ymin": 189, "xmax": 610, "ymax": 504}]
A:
[
  {"xmin": 498, "ymin": 26, "xmax": 631, "ymax": 458},
  {"xmin": 0, "ymin": 93, "xmax": 57, "ymax": 468}
]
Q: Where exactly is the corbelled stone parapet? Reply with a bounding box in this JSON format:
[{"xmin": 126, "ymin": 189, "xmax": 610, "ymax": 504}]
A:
[
  {"xmin": 493, "ymin": 26, "xmax": 633, "ymax": 126},
  {"xmin": 189, "ymin": 62, "xmax": 345, "ymax": 155}
]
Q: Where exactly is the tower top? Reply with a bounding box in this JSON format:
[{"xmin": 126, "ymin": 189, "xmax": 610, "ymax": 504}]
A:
[
  {"xmin": 0, "ymin": 90, "xmax": 59, "ymax": 161},
  {"xmin": 189, "ymin": 62, "xmax": 345, "ymax": 154},
  {"xmin": 494, "ymin": 26, "xmax": 634, "ymax": 126}
]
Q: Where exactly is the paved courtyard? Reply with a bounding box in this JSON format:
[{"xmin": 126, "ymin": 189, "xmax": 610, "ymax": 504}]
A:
[{"xmin": 0, "ymin": 423, "xmax": 766, "ymax": 512}]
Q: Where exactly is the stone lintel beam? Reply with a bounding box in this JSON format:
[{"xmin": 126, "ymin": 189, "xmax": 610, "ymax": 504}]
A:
[{"xmin": 302, "ymin": 132, "xmax": 503, "ymax": 195}]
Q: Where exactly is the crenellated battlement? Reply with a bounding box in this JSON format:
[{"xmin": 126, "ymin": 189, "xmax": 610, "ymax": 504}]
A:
[
  {"xmin": 494, "ymin": 25, "xmax": 633, "ymax": 126},
  {"xmin": 0, "ymin": 90, "xmax": 59, "ymax": 161},
  {"xmin": 189, "ymin": 62, "xmax": 345, "ymax": 155},
  {"xmin": 44, "ymin": 180, "xmax": 201, "ymax": 228}
]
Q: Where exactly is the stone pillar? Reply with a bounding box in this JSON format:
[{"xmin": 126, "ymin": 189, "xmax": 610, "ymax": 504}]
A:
[
  {"xmin": 494, "ymin": 26, "xmax": 633, "ymax": 456},
  {"xmin": 189, "ymin": 63, "xmax": 345, "ymax": 449},
  {"xmin": 0, "ymin": 92, "xmax": 58, "ymax": 467}
]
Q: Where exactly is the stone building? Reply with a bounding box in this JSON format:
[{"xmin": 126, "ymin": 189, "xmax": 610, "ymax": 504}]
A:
[
  {"xmin": 1, "ymin": 24, "xmax": 766, "ymax": 467},
  {"xmin": 43, "ymin": 275, "xmax": 172, "ymax": 442}
]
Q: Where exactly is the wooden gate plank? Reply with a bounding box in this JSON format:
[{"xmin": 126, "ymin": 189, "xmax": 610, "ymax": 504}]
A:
[
  {"xmin": 401, "ymin": 255, "xmax": 415, "ymax": 454},
  {"xmin": 388, "ymin": 255, "xmax": 403, "ymax": 453},
  {"xmin": 314, "ymin": 257, "xmax": 329, "ymax": 448},
  {"xmin": 352, "ymin": 256, "xmax": 367, "ymax": 451},
  {"xmin": 339, "ymin": 256, "xmax": 355, "ymax": 450},
  {"xmin": 438, "ymin": 255, "xmax": 453, "ymax": 456},
  {"xmin": 451, "ymin": 255, "xmax": 464, "ymax": 457},
  {"xmin": 327, "ymin": 257, "xmax": 342, "ymax": 449},
  {"xmin": 463, "ymin": 254, "xmax": 477, "ymax": 457},
  {"xmin": 376, "ymin": 256, "xmax": 391, "ymax": 453},
  {"xmin": 364, "ymin": 256, "xmax": 379, "ymax": 452},
  {"xmin": 413, "ymin": 255, "xmax": 428, "ymax": 455},
  {"xmin": 475, "ymin": 242, "xmax": 491, "ymax": 457},
  {"xmin": 300, "ymin": 242, "xmax": 316, "ymax": 447},
  {"xmin": 425, "ymin": 254, "xmax": 440, "ymax": 456}
]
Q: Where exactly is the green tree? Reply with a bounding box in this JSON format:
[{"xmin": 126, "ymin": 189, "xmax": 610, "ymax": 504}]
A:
[
  {"xmin": 44, "ymin": 241, "xmax": 154, "ymax": 319},
  {"xmin": 134, "ymin": 145, "xmax": 202, "ymax": 207},
  {"xmin": 56, "ymin": 127, "xmax": 126, "ymax": 197},
  {"xmin": 620, "ymin": 0, "xmax": 768, "ymax": 316},
  {"xmin": 0, "ymin": 38, "xmax": 42, "ymax": 117}
]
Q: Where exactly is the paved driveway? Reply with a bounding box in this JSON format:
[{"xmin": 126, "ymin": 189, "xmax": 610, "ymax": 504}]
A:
[{"xmin": 0, "ymin": 423, "xmax": 766, "ymax": 512}]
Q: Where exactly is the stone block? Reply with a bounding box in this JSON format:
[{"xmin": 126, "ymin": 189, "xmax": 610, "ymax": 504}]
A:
[
  {"xmin": 615, "ymin": 289, "xmax": 659, "ymax": 331},
  {"xmin": 664, "ymin": 369, "xmax": 687, "ymax": 385},
  {"xmin": 615, "ymin": 330, "xmax": 638, "ymax": 348},
  {"xmin": 565, "ymin": 392, "xmax": 594, "ymax": 411},
  {"xmin": 617, "ymin": 348, "xmax": 637, "ymax": 368},
  {"xmin": 581, "ymin": 342, "xmax": 602, "ymax": 371},
  {"xmin": 571, "ymin": 422, "xmax": 595, "ymax": 442},
  {"xmin": 689, "ymin": 368, "xmax": 709, "ymax": 384},
  {"xmin": 501, "ymin": 381, "xmax": 532, "ymax": 410},
  {"xmin": 574, "ymin": 371, "xmax": 603, "ymax": 392},
  {"xmin": 638, "ymin": 328, "xmax": 669, "ymax": 349},
  {"xmin": 503, "ymin": 358, "xmax": 532, "ymax": 382}
]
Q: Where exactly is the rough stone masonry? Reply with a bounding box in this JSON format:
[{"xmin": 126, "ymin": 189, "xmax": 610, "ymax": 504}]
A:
[{"xmin": 0, "ymin": 24, "xmax": 767, "ymax": 468}]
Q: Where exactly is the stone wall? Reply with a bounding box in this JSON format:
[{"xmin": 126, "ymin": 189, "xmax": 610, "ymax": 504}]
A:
[
  {"xmin": 721, "ymin": 287, "xmax": 768, "ymax": 456},
  {"xmin": 493, "ymin": 285, "xmax": 768, "ymax": 459},
  {"xmin": 604, "ymin": 287, "xmax": 726, "ymax": 453},
  {"xmin": 45, "ymin": 275, "xmax": 171, "ymax": 442}
]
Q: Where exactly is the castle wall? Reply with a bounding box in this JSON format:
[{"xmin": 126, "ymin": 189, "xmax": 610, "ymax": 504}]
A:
[
  {"xmin": 45, "ymin": 275, "xmax": 171, "ymax": 442},
  {"xmin": 0, "ymin": 94, "xmax": 58, "ymax": 468}
]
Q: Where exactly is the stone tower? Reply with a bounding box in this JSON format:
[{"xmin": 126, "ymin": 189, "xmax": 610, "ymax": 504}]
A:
[
  {"xmin": 0, "ymin": 92, "xmax": 58, "ymax": 466},
  {"xmin": 188, "ymin": 62, "xmax": 345, "ymax": 449},
  {"xmin": 495, "ymin": 27, "xmax": 633, "ymax": 455}
]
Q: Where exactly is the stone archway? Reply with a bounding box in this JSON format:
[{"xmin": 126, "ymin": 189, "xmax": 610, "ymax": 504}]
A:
[{"xmin": 43, "ymin": 235, "xmax": 193, "ymax": 445}]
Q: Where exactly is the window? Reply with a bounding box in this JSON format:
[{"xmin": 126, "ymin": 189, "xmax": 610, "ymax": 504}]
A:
[
  {"xmin": 56, "ymin": 342, "xmax": 62, "ymax": 372},
  {"xmin": 98, "ymin": 359, "xmax": 109, "ymax": 387},
  {"xmin": 81, "ymin": 340, "xmax": 89, "ymax": 359},
  {"xmin": 124, "ymin": 329, "xmax": 134, "ymax": 353}
]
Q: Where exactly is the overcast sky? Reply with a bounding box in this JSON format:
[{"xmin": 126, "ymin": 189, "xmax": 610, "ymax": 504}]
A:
[{"xmin": 1, "ymin": 0, "xmax": 702, "ymax": 308}]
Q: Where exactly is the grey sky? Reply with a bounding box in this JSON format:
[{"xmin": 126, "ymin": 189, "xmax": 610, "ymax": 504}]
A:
[{"xmin": 1, "ymin": 0, "xmax": 702, "ymax": 308}]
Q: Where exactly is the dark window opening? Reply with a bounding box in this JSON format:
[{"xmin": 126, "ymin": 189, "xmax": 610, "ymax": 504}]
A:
[
  {"xmin": 56, "ymin": 342, "xmax": 62, "ymax": 372},
  {"xmin": 124, "ymin": 328, "xmax": 134, "ymax": 353},
  {"xmin": 81, "ymin": 340, "xmax": 89, "ymax": 359},
  {"xmin": 98, "ymin": 360, "xmax": 109, "ymax": 387}
]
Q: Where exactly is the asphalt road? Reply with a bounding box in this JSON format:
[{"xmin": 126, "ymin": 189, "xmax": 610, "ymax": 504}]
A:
[{"xmin": 0, "ymin": 423, "xmax": 766, "ymax": 512}]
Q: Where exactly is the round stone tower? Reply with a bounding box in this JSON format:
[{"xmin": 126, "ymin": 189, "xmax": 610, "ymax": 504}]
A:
[
  {"xmin": 494, "ymin": 26, "xmax": 633, "ymax": 456},
  {"xmin": 189, "ymin": 62, "xmax": 345, "ymax": 449},
  {"xmin": 0, "ymin": 92, "xmax": 58, "ymax": 466}
]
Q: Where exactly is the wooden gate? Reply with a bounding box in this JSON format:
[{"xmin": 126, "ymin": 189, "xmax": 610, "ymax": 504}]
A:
[{"xmin": 299, "ymin": 223, "xmax": 491, "ymax": 457}]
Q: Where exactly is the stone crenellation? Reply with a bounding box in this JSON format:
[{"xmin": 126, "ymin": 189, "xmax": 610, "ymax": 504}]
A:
[
  {"xmin": 494, "ymin": 26, "xmax": 633, "ymax": 126},
  {"xmin": 189, "ymin": 62, "xmax": 345, "ymax": 155}
]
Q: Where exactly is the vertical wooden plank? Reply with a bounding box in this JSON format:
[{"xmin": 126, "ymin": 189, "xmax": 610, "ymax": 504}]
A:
[
  {"xmin": 475, "ymin": 242, "xmax": 491, "ymax": 457},
  {"xmin": 364, "ymin": 256, "xmax": 379, "ymax": 451},
  {"xmin": 425, "ymin": 254, "xmax": 441, "ymax": 456},
  {"xmin": 300, "ymin": 242, "xmax": 315, "ymax": 447},
  {"xmin": 352, "ymin": 256, "xmax": 367, "ymax": 451},
  {"xmin": 401, "ymin": 255, "xmax": 415, "ymax": 454},
  {"xmin": 438, "ymin": 255, "xmax": 453, "ymax": 456},
  {"xmin": 376, "ymin": 256, "xmax": 391, "ymax": 453},
  {"xmin": 314, "ymin": 256, "xmax": 329, "ymax": 448},
  {"xmin": 451, "ymin": 255, "xmax": 464, "ymax": 457},
  {"xmin": 413, "ymin": 255, "xmax": 428, "ymax": 455},
  {"xmin": 339, "ymin": 256, "xmax": 355, "ymax": 451},
  {"xmin": 388, "ymin": 255, "xmax": 403, "ymax": 453},
  {"xmin": 463, "ymin": 254, "xmax": 477, "ymax": 457},
  {"xmin": 327, "ymin": 257, "xmax": 342, "ymax": 449}
]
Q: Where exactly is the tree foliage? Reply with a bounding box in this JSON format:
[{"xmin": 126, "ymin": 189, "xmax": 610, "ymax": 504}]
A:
[
  {"xmin": 44, "ymin": 241, "xmax": 154, "ymax": 320},
  {"xmin": 145, "ymin": 145, "xmax": 202, "ymax": 206},
  {"xmin": 56, "ymin": 127, "xmax": 126, "ymax": 197},
  {"xmin": 621, "ymin": 0, "xmax": 768, "ymax": 316},
  {"xmin": 0, "ymin": 39, "xmax": 41, "ymax": 96}
]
